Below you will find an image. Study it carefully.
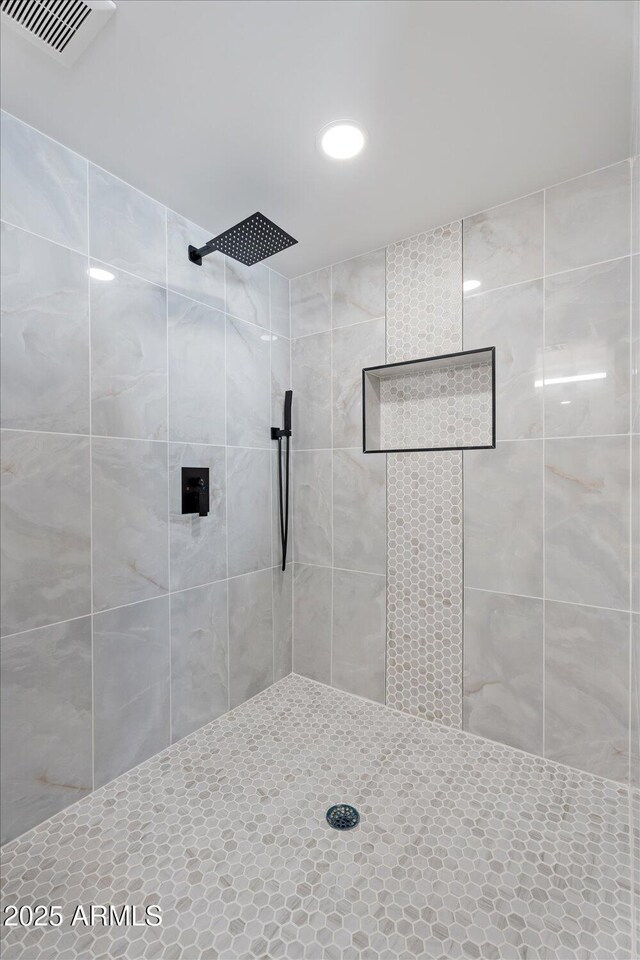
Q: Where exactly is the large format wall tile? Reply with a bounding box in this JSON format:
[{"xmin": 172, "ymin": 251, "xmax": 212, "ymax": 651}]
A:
[
  {"xmin": 270, "ymin": 271, "xmax": 290, "ymax": 339},
  {"xmin": 1, "ymin": 224, "xmax": 90, "ymax": 434},
  {"xmin": 272, "ymin": 566, "xmax": 292, "ymax": 681},
  {"xmin": 291, "ymin": 331, "xmax": 331, "ymax": 449},
  {"xmin": 633, "ymin": 434, "xmax": 639, "ymax": 614},
  {"xmin": 633, "ymin": 254, "xmax": 639, "ymax": 434},
  {"xmin": 0, "ymin": 617, "xmax": 92, "ymax": 844},
  {"xmin": 168, "ymin": 292, "xmax": 226, "ymax": 445},
  {"xmin": 545, "ymin": 601, "xmax": 629, "ymax": 782},
  {"xmin": 290, "ymin": 267, "xmax": 331, "ymax": 337},
  {"xmin": 170, "ymin": 582, "xmax": 228, "ymax": 742},
  {"xmin": 226, "ymin": 259, "xmax": 269, "ymax": 328},
  {"xmin": 632, "ymin": 614, "xmax": 639, "ymax": 788},
  {"xmin": 545, "ymin": 161, "xmax": 631, "ymax": 274},
  {"xmin": 332, "ymin": 569, "xmax": 385, "ymax": 703},
  {"xmin": 169, "ymin": 443, "xmax": 226, "ymax": 591},
  {"xmin": 166, "ymin": 209, "xmax": 224, "ymax": 311},
  {"xmin": 463, "ymin": 192, "xmax": 543, "ymax": 293},
  {"xmin": 88, "ymin": 165, "xmax": 166, "ymax": 285},
  {"xmin": 228, "ymin": 569, "xmax": 273, "ymax": 708},
  {"xmin": 93, "ymin": 597, "xmax": 170, "ymax": 787},
  {"xmin": 333, "ymin": 449, "xmax": 386, "ymax": 574},
  {"xmin": 332, "ymin": 317, "xmax": 385, "ymax": 448},
  {"xmin": 292, "ymin": 450, "xmax": 332, "ymax": 566},
  {"xmin": 463, "ymin": 588, "xmax": 542, "ymax": 754},
  {"xmin": 331, "ymin": 249, "xmax": 385, "ymax": 328},
  {"xmin": 91, "ymin": 267, "xmax": 167, "ymax": 441},
  {"xmin": 463, "ymin": 279, "xmax": 542, "ymax": 440},
  {"xmin": 544, "ymin": 258, "xmax": 630, "ymax": 437},
  {"xmin": 545, "ymin": 436, "xmax": 630, "ymax": 609},
  {"xmin": 0, "ymin": 111, "xmax": 87, "ymax": 253},
  {"xmin": 226, "ymin": 317, "xmax": 271, "ymax": 448},
  {"xmin": 293, "ymin": 563, "xmax": 331, "ymax": 683},
  {"xmin": 464, "ymin": 440, "xmax": 543, "ymax": 597},
  {"xmin": 92, "ymin": 438, "xmax": 169, "ymax": 611},
  {"xmin": 226, "ymin": 447, "xmax": 271, "ymax": 577},
  {"xmin": 270, "ymin": 334, "xmax": 291, "ymax": 428},
  {"xmin": 1, "ymin": 430, "xmax": 91, "ymax": 636}
]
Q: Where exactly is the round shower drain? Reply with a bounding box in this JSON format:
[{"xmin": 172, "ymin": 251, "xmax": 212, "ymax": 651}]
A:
[{"xmin": 326, "ymin": 804, "xmax": 360, "ymax": 830}]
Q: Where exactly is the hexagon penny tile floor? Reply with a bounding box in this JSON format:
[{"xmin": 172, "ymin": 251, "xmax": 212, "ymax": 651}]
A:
[{"xmin": 0, "ymin": 674, "xmax": 635, "ymax": 960}]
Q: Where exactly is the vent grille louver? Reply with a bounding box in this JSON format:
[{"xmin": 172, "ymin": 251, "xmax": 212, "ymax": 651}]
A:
[{"xmin": 1, "ymin": 0, "xmax": 92, "ymax": 54}]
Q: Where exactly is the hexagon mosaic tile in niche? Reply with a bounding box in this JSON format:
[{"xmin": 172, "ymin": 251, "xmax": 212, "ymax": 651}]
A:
[{"xmin": 0, "ymin": 674, "xmax": 633, "ymax": 959}]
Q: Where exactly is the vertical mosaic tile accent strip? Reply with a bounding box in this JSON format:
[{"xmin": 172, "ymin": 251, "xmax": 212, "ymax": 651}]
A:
[{"xmin": 385, "ymin": 222, "xmax": 463, "ymax": 724}]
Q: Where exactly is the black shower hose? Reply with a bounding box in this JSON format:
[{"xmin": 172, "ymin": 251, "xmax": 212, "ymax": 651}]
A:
[{"xmin": 276, "ymin": 434, "xmax": 290, "ymax": 571}]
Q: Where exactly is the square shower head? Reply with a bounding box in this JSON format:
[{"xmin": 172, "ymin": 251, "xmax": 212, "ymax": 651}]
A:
[{"xmin": 190, "ymin": 212, "xmax": 297, "ymax": 267}]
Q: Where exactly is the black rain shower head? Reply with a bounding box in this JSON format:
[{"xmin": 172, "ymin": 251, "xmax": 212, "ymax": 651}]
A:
[{"xmin": 188, "ymin": 212, "xmax": 297, "ymax": 267}]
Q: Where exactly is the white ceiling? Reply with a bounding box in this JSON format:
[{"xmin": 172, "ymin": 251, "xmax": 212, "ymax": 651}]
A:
[{"xmin": 1, "ymin": 0, "xmax": 635, "ymax": 277}]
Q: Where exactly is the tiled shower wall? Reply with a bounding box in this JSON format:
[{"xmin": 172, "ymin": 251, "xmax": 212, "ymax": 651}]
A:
[
  {"xmin": 291, "ymin": 157, "xmax": 638, "ymax": 788},
  {"xmin": 289, "ymin": 252, "xmax": 387, "ymax": 701},
  {"xmin": 462, "ymin": 158, "xmax": 638, "ymax": 786},
  {"xmin": 0, "ymin": 111, "xmax": 292, "ymax": 843}
]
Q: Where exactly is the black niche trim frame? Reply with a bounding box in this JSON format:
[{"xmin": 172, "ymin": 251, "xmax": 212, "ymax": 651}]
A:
[{"xmin": 362, "ymin": 346, "xmax": 496, "ymax": 454}]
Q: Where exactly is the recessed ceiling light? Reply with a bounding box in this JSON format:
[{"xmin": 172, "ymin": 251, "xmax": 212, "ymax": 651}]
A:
[
  {"xmin": 317, "ymin": 120, "xmax": 368, "ymax": 160},
  {"xmin": 463, "ymin": 279, "xmax": 481, "ymax": 292},
  {"xmin": 88, "ymin": 266, "xmax": 115, "ymax": 282}
]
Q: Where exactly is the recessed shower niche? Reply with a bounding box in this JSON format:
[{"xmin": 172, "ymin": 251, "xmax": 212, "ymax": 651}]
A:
[{"xmin": 363, "ymin": 347, "xmax": 495, "ymax": 453}]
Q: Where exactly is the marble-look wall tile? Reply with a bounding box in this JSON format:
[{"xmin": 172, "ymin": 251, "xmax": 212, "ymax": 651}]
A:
[
  {"xmin": 272, "ymin": 565, "xmax": 292, "ymax": 681},
  {"xmin": 544, "ymin": 258, "xmax": 630, "ymax": 437},
  {"xmin": 463, "ymin": 280, "xmax": 542, "ymax": 440},
  {"xmin": 633, "ymin": 255, "xmax": 639, "ymax": 434},
  {"xmin": 91, "ymin": 267, "xmax": 167, "ymax": 441},
  {"xmin": 228, "ymin": 568, "xmax": 273, "ymax": 708},
  {"xmin": 226, "ymin": 447, "xmax": 271, "ymax": 577},
  {"xmin": 270, "ymin": 271, "xmax": 290, "ymax": 339},
  {"xmin": 332, "ymin": 317, "xmax": 385, "ymax": 448},
  {"xmin": 332, "ymin": 569, "xmax": 385, "ymax": 703},
  {"xmin": 270, "ymin": 334, "xmax": 291, "ymax": 427},
  {"xmin": 1, "ymin": 430, "xmax": 91, "ymax": 636},
  {"xmin": 293, "ymin": 563, "xmax": 331, "ymax": 683},
  {"xmin": 169, "ymin": 443, "xmax": 226, "ymax": 591},
  {"xmin": 1, "ymin": 224, "xmax": 90, "ymax": 434},
  {"xmin": 0, "ymin": 617, "xmax": 92, "ymax": 844},
  {"xmin": 633, "ymin": 435, "xmax": 639, "ymax": 614},
  {"xmin": 464, "ymin": 440, "xmax": 543, "ymax": 597},
  {"xmin": 92, "ymin": 438, "xmax": 169, "ymax": 611},
  {"xmin": 462, "ymin": 192, "xmax": 543, "ymax": 293},
  {"xmin": 545, "ymin": 600, "xmax": 629, "ymax": 782},
  {"xmin": 545, "ymin": 436, "xmax": 630, "ymax": 609},
  {"xmin": 632, "ymin": 614, "xmax": 639, "ymax": 788},
  {"xmin": 226, "ymin": 259, "xmax": 269, "ymax": 329},
  {"xmin": 168, "ymin": 292, "xmax": 225, "ymax": 445},
  {"xmin": 88, "ymin": 165, "xmax": 166, "ymax": 285},
  {"xmin": 291, "ymin": 331, "xmax": 331, "ymax": 449},
  {"xmin": 463, "ymin": 588, "xmax": 542, "ymax": 754},
  {"xmin": 333, "ymin": 449, "xmax": 386, "ymax": 574},
  {"xmin": 290, "ymin": 267, "xmax": 331, "ymax": 338},
  {"xmin": 0, "ymin": 111, "xmax": 87, "ymax": 253},
  {"xmin": 166, "ymin": 209, "xmax": 224, "ymax": 311},
  {"xmin": 331, "ymin": 249, "xmax": 385, "ymax": 328},
  {"xmin": 292, "ymin": 450, "xmax": 332, "ymax": 566},
  {"xmin": 545, "ymin": 161, "xmax": 631, "ymax": 274},
  {"xmin": 170, "ymin": 581, "xmax": 228, "ymax": 742},
  {"xmin": 93, "ymin": 597, "xmax": 170, "ymax": 787},
  {"xmin": 226, "ymin": 317, "xmax": 270, "ymax": 448}
]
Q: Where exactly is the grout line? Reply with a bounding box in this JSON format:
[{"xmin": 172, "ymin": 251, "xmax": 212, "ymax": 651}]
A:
[
  {"xmin": 293, "ymin": 561, "xmax": 386, "ymax": 579},
  {"xmin": 465, "ymin": 584, "xmax": 635, "ymax": 616},
  {"xmin": 224, "ymin": 260, "xmax": 231, "ymax": 714},
  {"xmin": 462, "ymin": 253, "xmax": 631, "ymax": 300},
  {"xmin": 86, "ymin": 160, "xmax": 95, "ymax": 794},
  {"xmin": 329, "ymin": 264, "xmax": 334, "ymax": 688},
  {"xmin": 165, "ymin": 205, "xmax": 172, "ymax": 747},
  {"xmin": 269, "ymin": 269, "xmax": 276, "ymax": 686},
  {"xmin": 289, "ymin": 314, "xmax": 387, "ymax": 341},
  {"xmin": 542, "ymin": 187, "xmax": 547, "ymax": 761}
]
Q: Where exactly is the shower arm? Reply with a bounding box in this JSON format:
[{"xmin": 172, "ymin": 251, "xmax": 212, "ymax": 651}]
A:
[{"xmin": 187, "ymin": 240, "xmax": 218, "ymax": 266}]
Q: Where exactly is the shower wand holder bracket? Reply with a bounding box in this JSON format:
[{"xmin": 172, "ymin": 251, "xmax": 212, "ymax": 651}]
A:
[{"xmin": 270, "ymin": 426, "xmax": 291, "ymax": 440}]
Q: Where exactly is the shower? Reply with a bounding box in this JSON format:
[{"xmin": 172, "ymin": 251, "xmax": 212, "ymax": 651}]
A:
[
  {"xmin": 271, "ymin": 390, "xmax": 293, "ymax": 570},
  {"xmin": 271, "ymin": 390, "xmax": 292, "ymax": 571}
]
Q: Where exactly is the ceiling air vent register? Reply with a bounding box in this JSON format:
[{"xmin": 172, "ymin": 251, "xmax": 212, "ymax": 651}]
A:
[{"xmin": 1, "ymin": 0, "xmax": 115, "ymax": 66}]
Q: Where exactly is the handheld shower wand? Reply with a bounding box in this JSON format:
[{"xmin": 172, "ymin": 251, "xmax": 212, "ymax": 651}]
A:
[{"xmin": 271, "ymin": 390, "xmax": 292, "ymax": 571}]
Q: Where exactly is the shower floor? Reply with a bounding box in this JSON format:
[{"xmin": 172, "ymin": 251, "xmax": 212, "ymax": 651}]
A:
[{"xmin": 0, "ymin": 674, "xmax": 633, "ymax": 960}]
